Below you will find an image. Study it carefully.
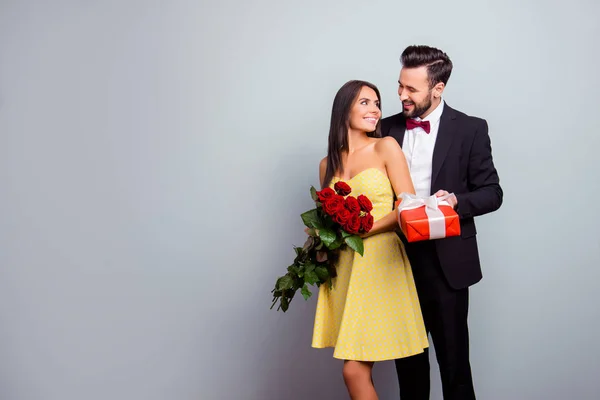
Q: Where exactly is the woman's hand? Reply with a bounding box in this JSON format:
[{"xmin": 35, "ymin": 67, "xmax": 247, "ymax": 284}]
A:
[
  {"xmin": 360, "ymin": 229, "xmax": 374, "ymax": 239},
  {"xmin": 304, "ymin": 227, "xmax": 319, "ymax": 236}
]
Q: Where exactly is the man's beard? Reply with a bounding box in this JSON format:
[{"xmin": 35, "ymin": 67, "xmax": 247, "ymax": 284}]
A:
[{"xmin": 402, "ymin": 96, "xmax": 432, "ymax": 119}]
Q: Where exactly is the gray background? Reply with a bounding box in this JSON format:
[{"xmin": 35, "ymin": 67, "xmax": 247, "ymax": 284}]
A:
[{"xmin": 1, "ymin": 0, "xmax": 599, "ymax": 399}]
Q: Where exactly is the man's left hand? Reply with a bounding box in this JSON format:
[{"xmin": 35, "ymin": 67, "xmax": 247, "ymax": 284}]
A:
[{"xmin": 435, "ymin": 190, "xmax": 458, "ymax": 209}]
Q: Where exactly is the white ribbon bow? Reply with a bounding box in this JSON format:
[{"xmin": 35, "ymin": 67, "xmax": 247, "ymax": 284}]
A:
[{"xmin": 396, "ymin": 193, "xmax": 453, "ymax": 240}]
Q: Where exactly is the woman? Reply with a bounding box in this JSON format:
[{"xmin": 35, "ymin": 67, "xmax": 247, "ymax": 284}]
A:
[{"xmin": 311, "ymin": 80, "xmax": 428, "ymax": 399}]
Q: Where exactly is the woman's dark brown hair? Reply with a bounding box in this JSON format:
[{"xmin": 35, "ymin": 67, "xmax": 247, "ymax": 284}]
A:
[{"xmin": 322, "ymin": 80, "xmax": 381, "ymax": 189}]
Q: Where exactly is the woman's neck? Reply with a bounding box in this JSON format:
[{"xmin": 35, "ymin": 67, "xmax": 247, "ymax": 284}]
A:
[{"xmin": 347, "ymin": 129, "xmax": 370, "ymax": 154}]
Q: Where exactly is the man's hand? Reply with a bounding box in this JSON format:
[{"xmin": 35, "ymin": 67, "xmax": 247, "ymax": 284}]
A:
[{"xmin": 435, "ymin": 190, "xmax": 458, "ymax": 209}]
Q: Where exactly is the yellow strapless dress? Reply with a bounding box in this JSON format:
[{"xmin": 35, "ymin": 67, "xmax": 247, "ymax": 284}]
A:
[{"xmin": 311, "ymin": 168, "xmax": 429, "ymax": 361}]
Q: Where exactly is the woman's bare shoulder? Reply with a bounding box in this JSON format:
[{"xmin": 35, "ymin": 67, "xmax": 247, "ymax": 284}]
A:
[
  {"xmin": 374, "ymin": 136, "xmax": 400, "ymax": 151},
  {"xmin": 319, "ymin": 156, "xmax": 328, "ymax": 171},
  {"xmin": 374, "ymin": 136, "xmax": 405, "ymax": 162}
]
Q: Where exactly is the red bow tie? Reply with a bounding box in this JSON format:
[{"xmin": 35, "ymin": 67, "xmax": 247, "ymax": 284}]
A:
[{"xmin": 406, "ymin": 119, "xmax": 430, "ymax": 133}]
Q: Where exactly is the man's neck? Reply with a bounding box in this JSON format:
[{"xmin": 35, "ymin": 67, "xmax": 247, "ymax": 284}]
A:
[{"xmin": 418, "ymin": 97, "xmax": 442, "ymax": 119}]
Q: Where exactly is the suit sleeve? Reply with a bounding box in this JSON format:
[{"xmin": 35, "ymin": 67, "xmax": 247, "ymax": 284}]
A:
[{"xmin": 455, "ymin": 119, "xmax": 503, "ymax": 218}]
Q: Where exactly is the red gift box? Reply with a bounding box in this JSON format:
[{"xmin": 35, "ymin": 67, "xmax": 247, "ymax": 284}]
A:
[{"xmin": 395, "ymin": 194, "xmax": 461, "ymax": 242}]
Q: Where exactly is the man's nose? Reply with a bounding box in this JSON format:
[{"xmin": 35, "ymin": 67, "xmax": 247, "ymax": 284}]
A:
[{"xmin": 399, "ymin": 88, "xmax": 409, "ymax": 101}]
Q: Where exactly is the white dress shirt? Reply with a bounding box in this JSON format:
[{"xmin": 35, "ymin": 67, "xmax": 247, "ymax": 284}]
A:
[{"xmin": 402, "ymin": 99, "xmax": 445, "ymax": 198}]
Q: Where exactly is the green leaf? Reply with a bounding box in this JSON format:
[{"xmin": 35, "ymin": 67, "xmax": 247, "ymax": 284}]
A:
[
  {"xmin": 281, "ymin": 296, "xmax": 289, "ymax": 312},
  {"xmin": 310, "ymin": 186, "xmax": 318, "ymax": 201},
  {"xmin": 315, "ymin": 266, "xmax": 329, "ymax": 281},
  {"xmin": 293, "ymin": 281, "xmax": 303, "ymax": 292},
  {"xmin": 301, "ymin": 209, "xmax": 321, "ymax": 229},
  {"xmin": 304, "ymin": 262, "xmax": 316, "ymax": 274},
  {"xmin": 301, "ymin": 284, "xmax": 312, "ymax": 300},
  {"xmin": 341, "ymin": 230, "xmax": 352, "ymax": 238},
  {"xmin": 328, "ymin": 235, "xmax": 344, "ymax": 250},
  {"xmin": 277, "ymin": 275, "xmax": 294, "ymax": 290},
  {"xmin": 318, "ymin": 227, "xmax": 337, "ymax": 247},
  {"xmin": 323, "ymin": 215, "xmax": 335, "ymax": 229},
  {"xmin": 344, "ymin": 235, "xmax": 364, "ymax": 256},
  {"xmin": 305, "ymin": 270, "xmax": 319, "ymax": 285}
]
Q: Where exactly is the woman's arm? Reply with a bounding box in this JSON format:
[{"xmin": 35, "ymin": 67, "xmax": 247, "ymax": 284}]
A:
[
  {"xmin": 318, "ymin": 157, "xmax": 327, "ymax": 188},
  {"xmin": 362, "ymin": 137, "xmax": 414, "ymax": 238}
]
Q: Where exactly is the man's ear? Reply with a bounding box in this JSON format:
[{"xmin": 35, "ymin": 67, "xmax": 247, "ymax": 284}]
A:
[{"xmin": 433, "ymin": 82, "xmax": 445, "ymax": 98}]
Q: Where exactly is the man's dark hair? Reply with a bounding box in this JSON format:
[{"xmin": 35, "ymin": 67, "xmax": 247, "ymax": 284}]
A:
[{"xmin": 400, "ymin": 45, "xmax": 453, "ymax": 87}]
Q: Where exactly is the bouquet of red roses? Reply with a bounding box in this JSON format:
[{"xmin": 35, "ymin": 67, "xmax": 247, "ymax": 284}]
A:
[{"xmin": 270, "ymin": 181, "xmax": 374, "ymax": 312}]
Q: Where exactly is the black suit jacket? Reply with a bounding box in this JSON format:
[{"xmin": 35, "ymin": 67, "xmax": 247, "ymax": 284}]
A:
[{"xmin": 381, "ymin": 103, "xmax": 503, "ymax": 289}]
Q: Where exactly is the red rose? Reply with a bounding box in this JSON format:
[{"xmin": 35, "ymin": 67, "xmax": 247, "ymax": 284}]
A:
[
  {"xmin": 360, "ymin": 213, "xmax": 374, "ymax": 233},
  {"xmin": 357, "ymin": 194, "xmax": 373, "ymax": 212},
  {"xmin": 343, "ymin": 213, "xmax": 361, "ymax": 235},
  {"xmin": 322, "ymin": 194, "xmax": 345, "ymax": 216},
  {"xmin": 334, "ymin": 181, "xmax": 352, "ymax": 196},
  {"xmin": 334, "ymin": 208, "xmax": 351, "ymax": 225},
  {"xmin": 344, "ymin": 196, "xmax": 361, "ymax": 214},
  {"xmin": 317, "ymin": 187, "xmax": 335, "ymax": 203}
]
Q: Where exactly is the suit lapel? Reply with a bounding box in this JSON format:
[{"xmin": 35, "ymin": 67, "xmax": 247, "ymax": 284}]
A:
[
  {"xmin": 430, "ymin": 105, "xmax": 457, "ymax": 192},
  {"xmin": 388, "ymin": 115, "xmax": 407, "ymax": 146}
]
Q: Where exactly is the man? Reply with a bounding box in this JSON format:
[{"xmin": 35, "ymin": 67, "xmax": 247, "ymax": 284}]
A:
[{"xmin": 381, "ymin": 45, "xmax": 503, "ymax": 400}]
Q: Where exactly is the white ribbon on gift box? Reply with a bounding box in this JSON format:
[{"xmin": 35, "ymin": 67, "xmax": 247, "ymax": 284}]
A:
[{"xmin": 396, "ymin": 193, "xmax": 455, "ymax": 240}]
